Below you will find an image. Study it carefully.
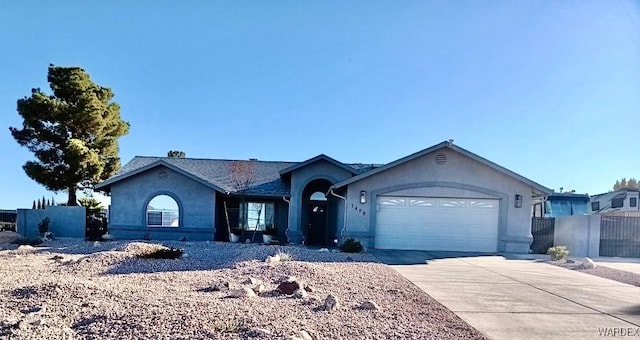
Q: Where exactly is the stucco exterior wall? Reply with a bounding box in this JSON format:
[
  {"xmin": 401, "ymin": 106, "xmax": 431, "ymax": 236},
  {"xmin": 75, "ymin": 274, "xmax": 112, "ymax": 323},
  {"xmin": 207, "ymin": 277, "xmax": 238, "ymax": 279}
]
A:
[
  {"xmin": 287, "ymin": 160, "xmax": 353, "ymax": 243},
  {"xmin": 341, "ymin": 149, "xmax": 536, "ymax": 252},
  {"xmin": 554, "ymin": 215, "xmax": 601, "ymax": 257},
  {"xmin": 16, "ymin": 206, "xmax": 86, "ymax": 238},
  {"xmin": 109, "ymin": 165, "xmax": 216, "ymax": 241}
]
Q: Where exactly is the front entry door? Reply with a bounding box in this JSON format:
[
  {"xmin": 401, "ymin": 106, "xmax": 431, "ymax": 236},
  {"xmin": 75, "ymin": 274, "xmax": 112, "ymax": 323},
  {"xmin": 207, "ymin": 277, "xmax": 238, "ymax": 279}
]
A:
[{"xmin": 306, "ymin": 203, "xmax": 328, "ymax": 246}]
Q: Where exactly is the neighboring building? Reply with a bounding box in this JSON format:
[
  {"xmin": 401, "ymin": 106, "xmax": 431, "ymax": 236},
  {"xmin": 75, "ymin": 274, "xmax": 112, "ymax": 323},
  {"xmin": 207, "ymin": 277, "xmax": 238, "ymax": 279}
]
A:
[
  {"xmin": 531, "ymin": 192, "xmax": 591, "ymax": 218},
  {"xmin": 590, "ymin": 190, "xmax": 640, "ymax": 214},
  {"xmin": 0, "ymin": 209, "xmax": 17, "ymax": 231},
  {"xmin": 95, "ymin": 141, "xmax": 551, "ymax": 253}
]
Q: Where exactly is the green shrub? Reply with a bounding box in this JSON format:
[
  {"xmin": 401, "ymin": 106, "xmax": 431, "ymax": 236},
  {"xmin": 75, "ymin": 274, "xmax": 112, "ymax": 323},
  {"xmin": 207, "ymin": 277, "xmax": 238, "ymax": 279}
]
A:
[
  {"xmin": 37, "ymin": 217, "xmax": 50, "ymax": 236},
  {"xmin": 547, "ymin": 245, "xmax": 569, "ymax": 261},
  {"xmin": 137, "ymin": 247, "xmax": 184, "ymax": 259},
  {"xmin": 213, "ymin": 319, "xmax": 246, "ymax": 334},
  {"xmin": 339, "ymin": 238, "xmax": 363, "ymax": 253}
]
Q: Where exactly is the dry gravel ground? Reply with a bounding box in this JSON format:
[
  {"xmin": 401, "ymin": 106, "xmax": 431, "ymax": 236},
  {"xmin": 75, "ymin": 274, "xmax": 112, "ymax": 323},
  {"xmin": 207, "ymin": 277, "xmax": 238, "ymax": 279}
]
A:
[
  {"xmin": 0, "ymin": 239, "xmax": 485, "ymax": 340},
  {"xmin": 547, "ymin": 259, "xmax": 640, "ymax": 287}
]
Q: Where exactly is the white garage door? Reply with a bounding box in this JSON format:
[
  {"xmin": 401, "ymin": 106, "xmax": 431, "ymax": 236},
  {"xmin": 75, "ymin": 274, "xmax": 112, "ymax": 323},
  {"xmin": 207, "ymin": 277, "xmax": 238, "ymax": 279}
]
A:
[{"xmin": 375, "ymin": 196, "xmax": 499, "ymax": 252}]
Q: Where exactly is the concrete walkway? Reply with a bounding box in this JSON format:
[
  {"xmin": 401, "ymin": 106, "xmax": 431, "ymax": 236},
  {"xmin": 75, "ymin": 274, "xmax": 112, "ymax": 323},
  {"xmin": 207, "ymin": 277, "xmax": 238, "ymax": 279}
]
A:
[{"xmin": 375, "ymin": 250, "xmax": 640, "ymax": 340}]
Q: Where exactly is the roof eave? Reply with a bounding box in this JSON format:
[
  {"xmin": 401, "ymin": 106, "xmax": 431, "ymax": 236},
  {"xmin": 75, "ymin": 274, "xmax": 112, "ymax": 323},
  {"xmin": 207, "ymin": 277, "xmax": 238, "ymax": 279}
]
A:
[
  {"xmin": 331, "ymin": 141, "xmax": 553, "ymax": 195},
  {"xmin": 279, "ymin": 154, "xmax": 357, "ymax": 176},
  {"xmin": 94, "ymin": 159, "xmax": 226, "ymax": 193}
]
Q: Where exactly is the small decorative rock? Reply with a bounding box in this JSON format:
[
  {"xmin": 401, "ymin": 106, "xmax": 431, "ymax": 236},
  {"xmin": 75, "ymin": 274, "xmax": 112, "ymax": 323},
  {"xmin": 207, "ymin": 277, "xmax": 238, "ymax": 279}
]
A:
[
  {"xmin": 304, "ymin": 285, "xmax": 315, "ymax": 293},
  {"xmin": 359, "ymin": 300, "xmax": 380, "ymax": 311},
  {"xmin": 244, "ymin": 277, "xmax": 262, "ymax": 286},
  {"xmin": 266, "ymin": 254, "xmax": 281, "ymax": 263},
  {"xmin": 210, "ymin": 280, "xmax": 230, "ymax": 292},
  {"xmin": 43, "ymin": 232, "xmax": 55, "ymax": 241},
  {"xmin": 249, "ymin": 327, "xmax": 273, "ymax": 337},
  {"xmin": 229, "ymin": 287, "xmax": 257, "ymax": 298},
  {"xmin": 254, "ymin": 283, "xmax": 267, "ymax": 294},
  {"xmin": 293, "ymin": 288, "xmax": 308, "ymax": 299},
  {"xmin": 317, "ymin": 248, "xmax": 329, "ymax": 252},
  {"xmin": 323, "ymin": 294, "xmax": 340, "ymax": 312},
  {"xmin": 289, "ymin": 330, "xmax": 313, "ymax": 340},
  {"xmin": 583, "ymin": 257, "xmax": 597, "ymax": 269},
  {"xmin": 101, "ymin": 233, "xmax": 114, "ymax": 241}
]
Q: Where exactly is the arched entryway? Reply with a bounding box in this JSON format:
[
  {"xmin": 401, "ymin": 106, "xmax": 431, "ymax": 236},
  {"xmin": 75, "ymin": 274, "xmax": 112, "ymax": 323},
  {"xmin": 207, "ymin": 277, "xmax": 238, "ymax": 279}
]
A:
[{"xmin": 302, "ymin": 179, "xmax": 335, "ymax": 246}]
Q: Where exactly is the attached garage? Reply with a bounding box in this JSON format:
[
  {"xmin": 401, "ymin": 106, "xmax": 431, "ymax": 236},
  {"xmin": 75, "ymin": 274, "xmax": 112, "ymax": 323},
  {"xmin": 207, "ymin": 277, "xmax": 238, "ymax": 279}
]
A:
[{"xmin": 375, "ymin": 196, "xmax": 500, "ymax": 252}]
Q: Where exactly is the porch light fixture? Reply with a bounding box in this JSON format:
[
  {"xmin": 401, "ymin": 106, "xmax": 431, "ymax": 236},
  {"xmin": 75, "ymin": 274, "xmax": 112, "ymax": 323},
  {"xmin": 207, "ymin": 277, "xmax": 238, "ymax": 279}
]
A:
[
  {"xmin": 515, "ymin": 194, "xmax": 522, "ymax": 208},
  {"xmin": 360, "ymin": 191, "xmax": 367, "ymax": 204}
]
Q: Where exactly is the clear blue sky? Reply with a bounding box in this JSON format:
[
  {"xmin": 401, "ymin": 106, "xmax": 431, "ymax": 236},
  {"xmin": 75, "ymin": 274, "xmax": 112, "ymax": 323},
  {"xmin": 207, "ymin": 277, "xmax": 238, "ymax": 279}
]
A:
[{"xmin": 1, "ymin": 1, "xmax": 639, "ymax": 209}]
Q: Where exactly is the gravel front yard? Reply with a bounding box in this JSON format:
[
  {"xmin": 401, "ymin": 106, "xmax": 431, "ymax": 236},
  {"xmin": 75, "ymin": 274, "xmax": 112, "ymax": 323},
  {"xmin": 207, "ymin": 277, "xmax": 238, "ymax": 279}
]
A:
[
  {"xmin": 548, "ymin": 259, "xmax": 640, "ymax": 288},
  {"xmin": 0, "ymin": 239, "xmax": 485, "ymax": 339}
]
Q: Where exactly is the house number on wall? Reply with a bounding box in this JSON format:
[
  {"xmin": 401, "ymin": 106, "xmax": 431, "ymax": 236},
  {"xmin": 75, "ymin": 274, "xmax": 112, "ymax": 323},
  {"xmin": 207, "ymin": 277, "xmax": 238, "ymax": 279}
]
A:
[{"xmin": 351, "ymin": 203, "xmax": 366, "ymax": 216}]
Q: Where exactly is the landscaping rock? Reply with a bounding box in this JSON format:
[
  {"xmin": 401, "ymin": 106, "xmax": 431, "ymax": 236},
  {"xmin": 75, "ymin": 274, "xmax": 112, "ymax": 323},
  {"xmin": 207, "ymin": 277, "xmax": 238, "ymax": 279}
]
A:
[
  {"xmin": 289, "ymin": 330, "xmax": 313, "ymax": 340},
  {"xmin": 229, "ymin": 287, "xmax": 257, "ymax": 298},
  {"xmin": 277, "ymin": 278, "xmax": 303, "ymax": 295},
  {"xmin": 101, "ymin": 233, "xmax": 114, "ymax": 241},
  {"xmin": 265, "ymin": 254, "xmax": 281, "ymax": 263},
  {"xmin": 293, "ymin": 288, "xmax": 308, "ymax": 299},
  {"xmin": 359, "ymin": 300, "xmax": 380, "ymax": 311},
  {"xmin": 254, "ymin": 283, "xmax": 267, "ymax": 294},
  {"xmin": 317, "ymin": 248, "xmax": 329, "ymax": 252},
  {"xmin": 210, "ymin": 280, "xmax": 230, "ymax": 292},
  {"xmin": 582, "ymin": 257, "xmax": 597, "ymax": 269},
  {"xmin": 304, "ymin": 285, "xmax": 315, "ymax": 293},
  {"xmin": 323, "ymin": 294, "xmax": 340, "ymax": 312},
  {"xmin": 0, "ymin": 231, "xmax": 23, "ymax": 244},
  {"xmin": 249, "ymin": 327, "xmax": 273, "ymax": 337},
  {"xmin": 244, "ymin": 277, "xmax": 262, "ymax": 286},
  {"xmin": 43, "ymin": 232, "xmax": 55, "ymax": 241}
]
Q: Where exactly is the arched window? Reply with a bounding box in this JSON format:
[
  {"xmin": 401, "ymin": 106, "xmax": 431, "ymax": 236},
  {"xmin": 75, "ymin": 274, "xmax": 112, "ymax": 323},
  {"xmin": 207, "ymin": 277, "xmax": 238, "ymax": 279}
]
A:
[
  {"xmin": 310, "ymin": 191, "xmax": 327, "ymax": 201},
  {"xmin": 147, "ymin": 195, "xmax": 179, "ymax": 227}
]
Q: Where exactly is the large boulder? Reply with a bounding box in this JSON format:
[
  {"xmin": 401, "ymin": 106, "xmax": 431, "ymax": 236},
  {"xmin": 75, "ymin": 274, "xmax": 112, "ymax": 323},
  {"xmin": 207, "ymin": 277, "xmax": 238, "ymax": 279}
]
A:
[{"xmin": 0, "ymin": 231, "xmax": 23, "ymax": 244}]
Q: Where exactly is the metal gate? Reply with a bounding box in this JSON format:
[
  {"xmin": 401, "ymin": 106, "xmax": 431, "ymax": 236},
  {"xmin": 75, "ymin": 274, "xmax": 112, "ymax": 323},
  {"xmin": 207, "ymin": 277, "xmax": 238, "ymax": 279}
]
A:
[
  {"xmin": 599, "ymin": 214, "xmax": 640, "ymax": 258},
  {"xmin": 530, "ymin": 217, "xmax": 555, "ymax": 254}
]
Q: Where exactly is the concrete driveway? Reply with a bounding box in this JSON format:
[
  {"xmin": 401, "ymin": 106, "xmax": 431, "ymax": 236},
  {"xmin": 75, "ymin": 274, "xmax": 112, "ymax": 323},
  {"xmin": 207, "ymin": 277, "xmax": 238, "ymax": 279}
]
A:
[{"xmin": 374, "ymin": 250, "xmax": 640, "ymax": 340}]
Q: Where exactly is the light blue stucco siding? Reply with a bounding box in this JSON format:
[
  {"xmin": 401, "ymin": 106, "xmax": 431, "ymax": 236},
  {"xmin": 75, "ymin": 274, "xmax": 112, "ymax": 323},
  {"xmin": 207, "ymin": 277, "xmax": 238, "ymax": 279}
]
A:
[
  {"xmin": 108, "ymin": 165, "xmax": 216, "ymax": 241},
  {"xmin": 16, "ymin": 206, "xmax": 86, "ymax": 238},
  {"xmin": 287, "ymin": 160, "xmax": 353, "ymax": 243},
  {"xmin": 340, "ymin": 149, "xmax": 535, "ymax": 253}
]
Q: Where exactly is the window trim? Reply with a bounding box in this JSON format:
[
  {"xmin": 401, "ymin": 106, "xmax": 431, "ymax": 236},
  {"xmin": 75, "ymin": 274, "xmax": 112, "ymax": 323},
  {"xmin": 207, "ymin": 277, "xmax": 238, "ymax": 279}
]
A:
[
  {"xmin": 630, "ymin": 197, "xmax": 638, "ymax": 208},
  {"xmin": 241, "ymin": 201, "xmax": 275, "ymax": 231},
  {"xmin": 591, "ymin": 201, "xmax": 600, "ymax": 212}
]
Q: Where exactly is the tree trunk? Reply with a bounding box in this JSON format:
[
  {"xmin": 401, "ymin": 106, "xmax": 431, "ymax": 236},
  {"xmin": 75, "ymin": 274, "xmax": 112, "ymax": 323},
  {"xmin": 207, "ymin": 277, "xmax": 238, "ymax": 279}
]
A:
[{"xmin": 67, "ymin": 187, "xmax": 78, "ymax": 206}]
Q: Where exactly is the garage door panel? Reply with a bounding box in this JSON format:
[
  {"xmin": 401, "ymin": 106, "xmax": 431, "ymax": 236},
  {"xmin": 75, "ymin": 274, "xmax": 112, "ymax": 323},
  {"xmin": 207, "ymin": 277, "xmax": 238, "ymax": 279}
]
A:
[{"xmin": 375, "ymin": 196, "xmax": 499, "ymax": 252}]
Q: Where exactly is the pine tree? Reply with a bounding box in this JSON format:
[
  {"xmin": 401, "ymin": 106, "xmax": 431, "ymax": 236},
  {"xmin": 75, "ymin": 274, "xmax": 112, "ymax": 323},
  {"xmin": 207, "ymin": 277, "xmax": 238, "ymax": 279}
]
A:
[
  {"xmin": 167, "ymin": 150, "xmax": 186, "ymax": 158},
  {"xmin": 10, "ymin": 65, "xmax": 129, "ymax": 205},
  {"xmin": 32, "ymin": 200, "xmax": 36, "ymax": 209}
]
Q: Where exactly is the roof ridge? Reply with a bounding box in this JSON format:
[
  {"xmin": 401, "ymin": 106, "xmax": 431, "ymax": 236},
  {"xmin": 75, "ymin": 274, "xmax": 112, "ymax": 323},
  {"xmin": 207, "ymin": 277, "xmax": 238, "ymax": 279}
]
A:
[{"xmin": 133, "ymin": 156, "xmax": 298, "ymax": 163}]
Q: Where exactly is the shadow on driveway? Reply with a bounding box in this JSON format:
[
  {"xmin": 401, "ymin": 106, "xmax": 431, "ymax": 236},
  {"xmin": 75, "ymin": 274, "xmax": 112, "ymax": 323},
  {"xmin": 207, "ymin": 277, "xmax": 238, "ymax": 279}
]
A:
[{"xmin": 371, "ymin": 249, "xmax": 538, "ymax": 265}]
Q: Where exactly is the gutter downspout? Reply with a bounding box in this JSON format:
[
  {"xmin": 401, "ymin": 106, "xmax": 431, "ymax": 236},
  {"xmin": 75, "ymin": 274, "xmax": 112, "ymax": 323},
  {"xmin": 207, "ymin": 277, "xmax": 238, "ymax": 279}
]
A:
[
  {"xmin": 328, "ymin": 188, "xmax": 347, "ymax": 240},
  {"xmin": 283, "ymin": 196, "xmax": 291, "ymax": 243}
]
